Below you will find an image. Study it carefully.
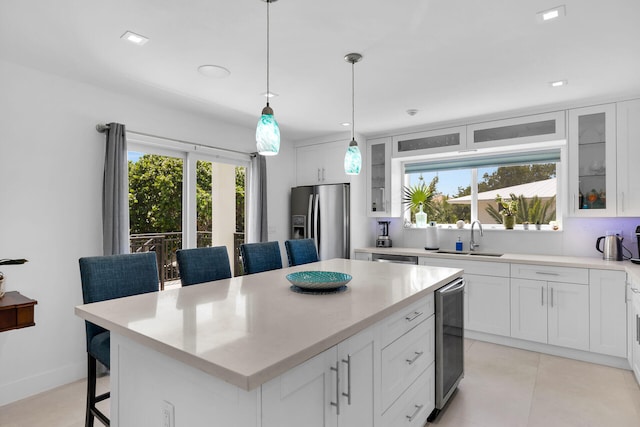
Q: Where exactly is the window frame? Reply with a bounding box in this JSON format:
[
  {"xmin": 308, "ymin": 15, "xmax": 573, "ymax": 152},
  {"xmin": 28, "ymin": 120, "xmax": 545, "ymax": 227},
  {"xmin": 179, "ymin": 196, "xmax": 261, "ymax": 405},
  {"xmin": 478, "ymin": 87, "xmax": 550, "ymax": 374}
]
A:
[{"xmin": 400, "ymin": 141, "xmax": 567, "ymax": 231}]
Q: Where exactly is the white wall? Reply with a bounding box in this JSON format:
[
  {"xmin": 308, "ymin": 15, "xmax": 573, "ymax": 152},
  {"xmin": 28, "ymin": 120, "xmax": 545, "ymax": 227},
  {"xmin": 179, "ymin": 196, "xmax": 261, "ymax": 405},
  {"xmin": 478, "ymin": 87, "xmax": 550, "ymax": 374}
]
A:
[{"xmin": 0, "ymin": 59, "xmax": 295, "ymax": 406}]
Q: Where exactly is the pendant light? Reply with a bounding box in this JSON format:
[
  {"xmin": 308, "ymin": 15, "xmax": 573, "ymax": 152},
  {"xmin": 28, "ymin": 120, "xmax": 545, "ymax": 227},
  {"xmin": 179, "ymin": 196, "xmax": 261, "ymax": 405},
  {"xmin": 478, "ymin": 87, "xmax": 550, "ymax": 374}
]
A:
[
  {"xmin": 344, "ymin": 53, "xmax": 362, "ymax": 175},
  {"xmin": 256, "ymin": 0, "xmax": 280, "ymax": 156}
]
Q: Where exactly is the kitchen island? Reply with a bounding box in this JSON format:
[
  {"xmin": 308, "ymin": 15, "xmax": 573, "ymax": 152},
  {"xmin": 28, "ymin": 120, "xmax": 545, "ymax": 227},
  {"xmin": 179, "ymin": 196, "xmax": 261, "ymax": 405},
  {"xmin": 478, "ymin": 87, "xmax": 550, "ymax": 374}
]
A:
[{"xmin": 75, "ymin": 258, "xmax": 462, "ymax": 427}]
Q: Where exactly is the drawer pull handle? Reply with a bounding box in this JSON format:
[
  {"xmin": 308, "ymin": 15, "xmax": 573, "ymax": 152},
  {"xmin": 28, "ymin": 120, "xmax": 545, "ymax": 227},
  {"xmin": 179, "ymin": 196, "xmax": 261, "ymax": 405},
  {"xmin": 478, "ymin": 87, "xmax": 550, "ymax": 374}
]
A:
[
  {"xmin": 631, "ymin": 287, "xmax": 640, "ymax": 294},
  {"xmin": 406, "ymin": 404, "xmax": 424, "ymax": 422},
  {"xmin": 406, "ymin": 351, "xmax": 424, "ymax": 365},
  {"xmin": 405, "ymin": 311, "xmax": 423, "ymax": 322},
  {"xmin": 535, "ymin": 271, "xmax": 560, "ymax": 276}
]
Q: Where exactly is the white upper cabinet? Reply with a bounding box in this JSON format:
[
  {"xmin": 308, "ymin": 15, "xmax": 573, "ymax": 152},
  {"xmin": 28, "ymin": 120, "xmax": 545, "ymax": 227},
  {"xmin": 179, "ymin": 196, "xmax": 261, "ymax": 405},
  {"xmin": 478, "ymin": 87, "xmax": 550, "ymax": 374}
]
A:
[
  {"xmin": 392, "ymin": 126, "xmax": 466, "ymax": 157},
  {"xmin": 296, "ymin": 140, "xmax": 351, "ymax": 186},
  {"xmin": 466, "ymin": 111, "xmax": 566, "ymax": 149},
  {"xmin": 366, "ymin": 137, "xmax": 395, "ymax": 217},
  {"xmin": 568, "ymin": 103, "xmax": 617, "ymax": 217},
  {"xmin": 616, "ymin": 99, "xmax": 640, "ymax": 216}
]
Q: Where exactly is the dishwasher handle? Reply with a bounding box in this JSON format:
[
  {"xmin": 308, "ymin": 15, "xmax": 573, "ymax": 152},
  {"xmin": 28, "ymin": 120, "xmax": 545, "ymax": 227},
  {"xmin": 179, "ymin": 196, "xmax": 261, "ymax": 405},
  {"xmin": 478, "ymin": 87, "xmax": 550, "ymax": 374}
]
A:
[{"xmin": 438, "ymin": 278, "xmax": 465, "ymax": 294}]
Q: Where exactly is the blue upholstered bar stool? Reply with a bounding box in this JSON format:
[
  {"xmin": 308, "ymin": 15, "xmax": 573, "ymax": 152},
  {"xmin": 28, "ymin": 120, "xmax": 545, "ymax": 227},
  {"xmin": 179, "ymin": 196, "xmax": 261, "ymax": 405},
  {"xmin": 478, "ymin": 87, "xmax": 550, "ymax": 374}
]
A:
[
  {"xmin": 176, "ymin": 246, "xmax": 232, "ymax": 286},
  {"xmin": 78, "ymin": 252, "xmax": 159, "ymax": 427},
  {"xmin": 284, "ymin": 239, "xmax": 319, "ymax": 266},
  {"xmin": 239, "ymin": 241, "xmax": 283, "ymax": 275}
]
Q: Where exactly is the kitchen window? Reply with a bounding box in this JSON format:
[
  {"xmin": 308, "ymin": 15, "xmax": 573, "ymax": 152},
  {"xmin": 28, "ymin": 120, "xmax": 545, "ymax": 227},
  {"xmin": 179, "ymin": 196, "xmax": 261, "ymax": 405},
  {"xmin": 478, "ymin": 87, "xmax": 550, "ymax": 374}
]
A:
[{"xmin": 403, "ymin": 148, "xmax": 561, "ymax": 229}]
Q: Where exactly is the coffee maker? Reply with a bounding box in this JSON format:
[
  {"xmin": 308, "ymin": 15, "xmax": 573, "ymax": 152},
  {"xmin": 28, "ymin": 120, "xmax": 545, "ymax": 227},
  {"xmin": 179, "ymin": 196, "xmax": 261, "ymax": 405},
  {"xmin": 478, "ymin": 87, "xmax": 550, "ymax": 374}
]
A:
[{"xmin": 376, "ymin": 221, "xmax": 392, "ymax": 247}]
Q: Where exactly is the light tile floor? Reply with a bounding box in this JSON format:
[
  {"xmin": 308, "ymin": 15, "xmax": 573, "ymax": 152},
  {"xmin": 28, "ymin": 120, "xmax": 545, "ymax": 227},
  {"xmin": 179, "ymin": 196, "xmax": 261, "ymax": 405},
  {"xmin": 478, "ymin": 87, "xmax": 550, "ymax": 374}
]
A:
[
  {"xmin": 430, "ymin": 339, "xmax": 640, "ymax": 427},
  {"xmin": 1, "ymin": 339, "xmax": 639, "ymax": 426}
]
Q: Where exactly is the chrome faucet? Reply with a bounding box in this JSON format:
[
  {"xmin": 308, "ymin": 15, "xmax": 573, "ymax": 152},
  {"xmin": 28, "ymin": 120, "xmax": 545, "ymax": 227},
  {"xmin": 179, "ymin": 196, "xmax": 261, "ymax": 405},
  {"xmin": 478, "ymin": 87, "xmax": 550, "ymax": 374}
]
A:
[{"xmin": 470, "ymin": 220, "xmax": 484, "ymax": 251}]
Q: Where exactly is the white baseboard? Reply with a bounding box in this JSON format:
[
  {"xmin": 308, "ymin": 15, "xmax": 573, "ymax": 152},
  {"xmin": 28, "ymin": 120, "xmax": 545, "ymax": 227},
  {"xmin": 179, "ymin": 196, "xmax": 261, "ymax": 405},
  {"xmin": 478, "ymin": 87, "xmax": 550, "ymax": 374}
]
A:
[
  {"xmin": 466, "ymin": 330, "xmax": 631, "ymax": 371},
  {"xmin": 0, "ymin": 360, "xmax": 86, "ymax": 407}
]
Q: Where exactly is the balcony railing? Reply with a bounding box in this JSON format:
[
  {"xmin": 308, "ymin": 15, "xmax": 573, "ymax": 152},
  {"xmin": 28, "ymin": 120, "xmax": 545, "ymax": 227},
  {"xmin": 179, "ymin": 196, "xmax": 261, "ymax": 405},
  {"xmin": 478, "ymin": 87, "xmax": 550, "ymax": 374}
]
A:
[{"xmin": 130, "ymin": 232, "xmax": 245, "ymax": 289}]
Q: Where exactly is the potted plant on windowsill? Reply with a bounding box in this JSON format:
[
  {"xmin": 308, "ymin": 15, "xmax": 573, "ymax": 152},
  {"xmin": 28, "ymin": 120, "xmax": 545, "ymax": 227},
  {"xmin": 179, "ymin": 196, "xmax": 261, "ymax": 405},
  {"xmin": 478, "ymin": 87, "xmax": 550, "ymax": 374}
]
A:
[
  {"xmin": 402, "ymin": 175, "xmax": 436, "ymax": 228},
  {"xmin": 495, "ymin": 194, "xmax": 518, "ymax": 229}
]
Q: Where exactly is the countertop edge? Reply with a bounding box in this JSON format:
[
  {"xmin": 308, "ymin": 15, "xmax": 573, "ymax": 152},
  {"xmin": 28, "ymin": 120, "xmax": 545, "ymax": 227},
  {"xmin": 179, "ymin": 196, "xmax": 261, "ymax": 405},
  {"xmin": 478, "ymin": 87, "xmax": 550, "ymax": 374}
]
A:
[{"xmin": 355, "ymin": 247, "xmax": 633, "ymax": 272}]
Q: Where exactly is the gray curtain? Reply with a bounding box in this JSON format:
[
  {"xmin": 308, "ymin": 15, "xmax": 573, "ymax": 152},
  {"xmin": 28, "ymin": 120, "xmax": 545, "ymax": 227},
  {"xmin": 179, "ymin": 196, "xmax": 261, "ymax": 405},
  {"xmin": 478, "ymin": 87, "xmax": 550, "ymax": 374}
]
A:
[
  {"xmin": 102, "ymin": 122, "xmax": 130, "ymax": 255},
  {"xmin": 247, "ymin": 154, "xmax": 268, "ymax": 243}
]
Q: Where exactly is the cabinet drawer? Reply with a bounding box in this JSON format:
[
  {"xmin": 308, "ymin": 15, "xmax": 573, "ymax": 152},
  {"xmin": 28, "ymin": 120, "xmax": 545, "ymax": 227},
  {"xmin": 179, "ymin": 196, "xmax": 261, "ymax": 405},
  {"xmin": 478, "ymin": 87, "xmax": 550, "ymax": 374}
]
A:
[
  {"xmin": 380, "ymin": 316, "xmax": 435, "ymax": 412},
  {"xmin": 380, "ymin": 295, "xmax": 434, "ymax": 349},
  {"xmin": 510, "ymin": 263, "xmax": 588, "ymax": 284},
  {"xmin": 419, "ymin": 257, "xmax": 509, "ymax": 277},
  {"xmin": 380, "ymin": 364, "xmax": 434, "ymax": 427}
]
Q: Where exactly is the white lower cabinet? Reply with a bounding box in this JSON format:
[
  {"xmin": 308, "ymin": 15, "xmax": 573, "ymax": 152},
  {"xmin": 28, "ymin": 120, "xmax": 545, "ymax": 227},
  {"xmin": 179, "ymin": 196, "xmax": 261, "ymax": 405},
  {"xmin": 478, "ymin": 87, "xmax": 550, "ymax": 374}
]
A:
[
  {"xmin": 632, "ymin": 288, "xmax": 640, "ymax": 382},
  {"xmin": 419, "ymin": 257, "xmax": 510, "ymax": 337},
  {"xmin": 510, "ymin": 278, "xmax": 589, "ymax": 351},
  {"xmin": 589, "ymin": 269, "xmax": 627, "ymax": 357},
  {"xmin": 262, "ymin": 294, "xmax": 436, "ymax": 427},
  {"xmin": 380, "ymin": 316, "xmax": 434, "ymax": 412},
  {"xmin": 380, "ymin": 366, "xmax": 434, "ymax": 427},
  {"xmin": 465, "ymin": 274, "xmax": 510, "ymax": 336}
]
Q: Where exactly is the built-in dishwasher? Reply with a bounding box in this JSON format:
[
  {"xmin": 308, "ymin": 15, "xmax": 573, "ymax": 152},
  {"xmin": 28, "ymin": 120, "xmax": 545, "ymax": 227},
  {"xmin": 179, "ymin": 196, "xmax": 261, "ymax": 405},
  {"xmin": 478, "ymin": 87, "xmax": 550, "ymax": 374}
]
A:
[{"xmin": 371, "ymin": 253, "xmax": 418, "ymax": 265}]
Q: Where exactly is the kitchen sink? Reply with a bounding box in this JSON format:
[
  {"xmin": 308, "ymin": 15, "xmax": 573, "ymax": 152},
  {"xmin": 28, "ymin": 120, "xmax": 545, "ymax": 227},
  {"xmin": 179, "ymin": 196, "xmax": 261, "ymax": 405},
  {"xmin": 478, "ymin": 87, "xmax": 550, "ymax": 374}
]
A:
[
  {"xmin": 434, "ymin": 250, "xmax": 503, "ymax": 257},
  {"xmin": 469, "ymin": 252, "xmax": 504, "ymax": 257}
]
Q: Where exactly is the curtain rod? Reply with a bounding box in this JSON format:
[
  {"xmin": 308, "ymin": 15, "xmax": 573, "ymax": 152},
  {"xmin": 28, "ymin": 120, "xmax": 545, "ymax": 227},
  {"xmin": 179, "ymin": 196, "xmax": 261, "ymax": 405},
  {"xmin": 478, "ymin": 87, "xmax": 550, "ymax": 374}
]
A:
[{"xmin": 95, "ymin": 124, "xmax": 255, "ymax": 157}]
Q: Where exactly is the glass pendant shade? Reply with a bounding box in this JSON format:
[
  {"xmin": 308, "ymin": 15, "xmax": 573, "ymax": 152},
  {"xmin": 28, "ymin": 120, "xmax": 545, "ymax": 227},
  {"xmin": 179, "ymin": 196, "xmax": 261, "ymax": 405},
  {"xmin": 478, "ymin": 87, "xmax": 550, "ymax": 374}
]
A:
[
  {"xmin": 344, "ymin": 139, "xmax": 362, "ymax": 175},
  {"xmin": 256, "ymin": 106, "xmax": 280, "ymax": 156}
]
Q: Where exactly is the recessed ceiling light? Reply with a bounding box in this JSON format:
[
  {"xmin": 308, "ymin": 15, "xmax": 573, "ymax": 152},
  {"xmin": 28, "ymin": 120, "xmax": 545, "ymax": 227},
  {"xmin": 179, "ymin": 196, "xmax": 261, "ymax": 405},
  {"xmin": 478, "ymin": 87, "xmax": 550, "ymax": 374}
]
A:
[
  {"xmin": 550, "ymin": 80, "xmax": 568, "ymax": 87},
  {"xmin": 261, "ymin": 92, "xmax": 278, "ymax": 98},
  {"xmin": 121, "ymin": 31, "xmax": 149, "ymax": 46},
  {"xmin": 197, "ymin": 65, "xmax": 231, "ymax": 79},
  {"xmin": 537, "ymin": 5, "xmax": 566, "ymax": 22},
  {"xmin": 341, "ymin": 122, "xmax": 351, "ymax": 127}
]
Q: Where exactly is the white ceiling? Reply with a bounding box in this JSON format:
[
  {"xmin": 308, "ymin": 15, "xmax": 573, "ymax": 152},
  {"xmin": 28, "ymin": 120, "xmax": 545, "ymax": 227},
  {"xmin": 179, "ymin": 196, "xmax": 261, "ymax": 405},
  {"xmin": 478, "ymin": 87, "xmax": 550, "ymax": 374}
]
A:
[{"xmin": 2, "ymin": 0, "xmax": 640, "ymax": 141}]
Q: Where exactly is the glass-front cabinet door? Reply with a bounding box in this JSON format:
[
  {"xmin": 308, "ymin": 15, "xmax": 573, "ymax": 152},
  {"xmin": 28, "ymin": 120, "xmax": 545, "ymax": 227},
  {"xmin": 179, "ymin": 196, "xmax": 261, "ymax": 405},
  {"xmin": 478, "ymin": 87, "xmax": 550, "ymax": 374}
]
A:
[
  {"xmin": 568, "ymin": 103, "xmax": 616, "ymax": 216},
  {"xmin": 367, "ymin": 137, "xmax": 392, "ymax": 217}
]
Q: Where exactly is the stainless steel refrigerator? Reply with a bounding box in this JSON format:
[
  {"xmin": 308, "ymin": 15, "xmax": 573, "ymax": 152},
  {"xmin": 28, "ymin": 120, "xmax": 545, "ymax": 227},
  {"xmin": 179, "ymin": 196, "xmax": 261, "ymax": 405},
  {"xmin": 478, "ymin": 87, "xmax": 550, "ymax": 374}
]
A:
[{"xmin": 290, "ymin": 184, "xmax": 350, "ymax": 260}]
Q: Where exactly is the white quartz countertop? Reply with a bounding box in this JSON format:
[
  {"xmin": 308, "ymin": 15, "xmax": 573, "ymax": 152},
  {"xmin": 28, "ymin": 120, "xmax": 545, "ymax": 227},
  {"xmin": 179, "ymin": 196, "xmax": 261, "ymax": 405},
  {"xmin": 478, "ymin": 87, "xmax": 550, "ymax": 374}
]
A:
[
  {"xmin": 355, "ymin": 246, "xmax": 640, "ymax": 272},
  {"xmin": 75, "ymin": 258, "xmax": 461, "ymax": 391}
]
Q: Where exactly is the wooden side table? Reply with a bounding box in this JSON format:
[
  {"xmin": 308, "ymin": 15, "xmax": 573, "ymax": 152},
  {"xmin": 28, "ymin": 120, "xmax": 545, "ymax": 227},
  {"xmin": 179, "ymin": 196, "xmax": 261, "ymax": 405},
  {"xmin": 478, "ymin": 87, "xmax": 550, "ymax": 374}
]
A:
[{"xmin": 0, "ymin": 291, "xmax": 38, "ymax": 332}]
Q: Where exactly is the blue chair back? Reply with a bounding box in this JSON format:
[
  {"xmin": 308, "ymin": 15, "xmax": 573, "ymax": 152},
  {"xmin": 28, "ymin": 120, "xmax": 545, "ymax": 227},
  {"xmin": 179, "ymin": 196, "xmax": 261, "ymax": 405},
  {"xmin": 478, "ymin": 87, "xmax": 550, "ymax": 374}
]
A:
[
  {"xmin": 285, "ymin": 239, "xmax": 319, "ymax": 266},
  {"xmin": 79, "ymin": 252, "xmax": 159, "ymax": 365},
  {"xmin": 176, "ymin": 246, "xmax": 232, "ymax": 286},
  {"xmin": 240, "ymin": 241, "xmax": 283, "ymax": 275}
]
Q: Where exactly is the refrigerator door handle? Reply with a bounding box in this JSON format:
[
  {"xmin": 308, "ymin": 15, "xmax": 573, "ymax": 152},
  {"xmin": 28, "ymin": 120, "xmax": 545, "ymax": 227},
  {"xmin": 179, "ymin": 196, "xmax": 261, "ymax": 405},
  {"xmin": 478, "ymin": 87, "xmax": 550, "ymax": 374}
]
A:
[
  {"xmin": 307, "ymin": 194, "xmax": 314, "ymax": 239},
  {"xmin": 314, "ymin": 193, "xmax": 320, "ymax": 253}
]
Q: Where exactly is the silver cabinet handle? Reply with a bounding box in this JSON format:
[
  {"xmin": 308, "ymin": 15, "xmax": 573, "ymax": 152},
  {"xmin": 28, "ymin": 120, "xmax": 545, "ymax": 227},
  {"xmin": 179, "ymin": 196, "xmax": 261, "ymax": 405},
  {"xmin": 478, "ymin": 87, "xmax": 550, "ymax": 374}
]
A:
[
  {"xmin": 406, "ymin": 404, "xmax": 424, "ymax": 422},
  {"xmin": 637, "ymin": 314, "xmax": 639, "ymax": 344},
  {"xmin": 405, "ymin": 311, "xmax": 423, "ymax": 322},
  {"xmin": 550, "ymin": 287, "xmax": 554, "ymax": 308},
  {"xmin": 536, "ymin": 271, "xmax": 560, "ymax": 276},
  {"xmin": 631, "ymin": 287, "xmax": 640, "ymax": 294},
  {"xmin": 341, "ymin": 356, "xmax": 351, "ymax": 405},
  {"xmin": 330, "ymin": 362, "xmax": 340, "ymax": 415},
  {"xmin": 541, "ymin": 286, "xmax": 544, "ymax": 306},
  {"xmin": 317, "ymin": 168, "xmax": 321, "ymax": 182},
  {"xmin": 322, "ymin": 167, "xmax": 326, "ymax": 182},
  {"xmin": 405, "ymin": 351, "xmax": 424, "ymax": 365}
]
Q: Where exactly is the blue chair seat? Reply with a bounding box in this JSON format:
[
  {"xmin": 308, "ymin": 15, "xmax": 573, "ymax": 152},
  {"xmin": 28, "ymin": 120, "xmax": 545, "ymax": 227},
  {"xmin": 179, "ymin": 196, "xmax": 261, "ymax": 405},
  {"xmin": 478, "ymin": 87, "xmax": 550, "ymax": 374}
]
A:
[
  {"xmin": 89, "ymin": 331, "xmax": 111, "ymax": 369},
  {"xmin": 285, "ymin": 239, "xmax": 319, "ymax": 266}
]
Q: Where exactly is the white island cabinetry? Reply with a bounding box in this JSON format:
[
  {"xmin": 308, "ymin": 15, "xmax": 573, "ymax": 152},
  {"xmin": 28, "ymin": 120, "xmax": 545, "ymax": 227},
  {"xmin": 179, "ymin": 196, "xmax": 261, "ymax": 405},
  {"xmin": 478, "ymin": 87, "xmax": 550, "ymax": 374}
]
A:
[{"xmin": 76, "ymin": 259, "xmax": 459, "ymax": 427}]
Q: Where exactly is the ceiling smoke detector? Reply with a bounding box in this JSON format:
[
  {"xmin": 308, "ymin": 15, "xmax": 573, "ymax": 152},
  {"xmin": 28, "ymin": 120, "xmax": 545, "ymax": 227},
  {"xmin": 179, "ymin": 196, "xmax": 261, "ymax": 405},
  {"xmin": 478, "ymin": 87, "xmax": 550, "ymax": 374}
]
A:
[{"xmin": 406, "ymin": 109, "xmax": 419, "ymax": 116}]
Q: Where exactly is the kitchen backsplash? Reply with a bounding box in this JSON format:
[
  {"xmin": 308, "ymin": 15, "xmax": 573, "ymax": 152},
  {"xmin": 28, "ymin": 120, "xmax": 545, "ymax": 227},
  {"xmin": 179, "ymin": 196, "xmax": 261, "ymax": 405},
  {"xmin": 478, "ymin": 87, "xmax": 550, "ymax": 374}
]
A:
[{"xmin": 368, "ymin": 217, "xmax": 640, "ymax": 259}]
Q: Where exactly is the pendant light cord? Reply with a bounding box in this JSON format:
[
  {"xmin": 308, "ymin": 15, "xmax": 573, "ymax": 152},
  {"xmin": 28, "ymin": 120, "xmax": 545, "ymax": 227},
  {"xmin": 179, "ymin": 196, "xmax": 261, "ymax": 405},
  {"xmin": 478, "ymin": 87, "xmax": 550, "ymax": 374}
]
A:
[
  {"xmin": 266, "ymin": 0, "xmax": 270, "ymax": 108},
  {"xmin": 351, "ymin": 60, "xmax": 355, "ymax": 141}
]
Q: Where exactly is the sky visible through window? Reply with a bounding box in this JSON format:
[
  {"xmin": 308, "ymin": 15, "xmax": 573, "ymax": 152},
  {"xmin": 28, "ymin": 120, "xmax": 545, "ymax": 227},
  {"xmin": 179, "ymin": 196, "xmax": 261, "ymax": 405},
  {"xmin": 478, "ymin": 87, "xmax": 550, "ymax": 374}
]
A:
[
  {"xmin": 128, "ymin": 151, "xmax": 143, "ymax": 162},
  {"xmin": 408, "ymin": 167, "xmax": 498, "ymax": 197}
]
